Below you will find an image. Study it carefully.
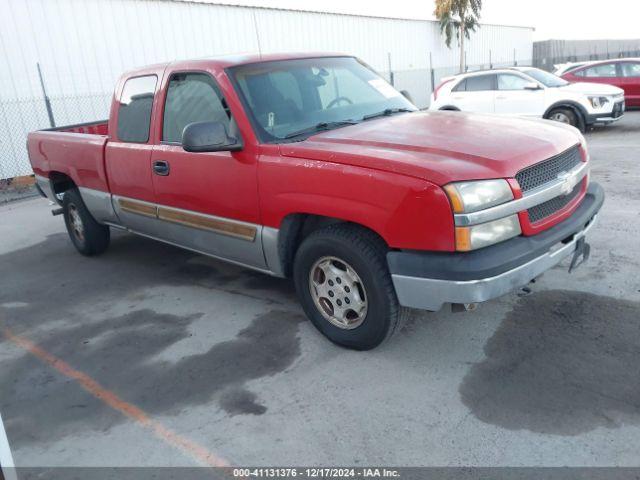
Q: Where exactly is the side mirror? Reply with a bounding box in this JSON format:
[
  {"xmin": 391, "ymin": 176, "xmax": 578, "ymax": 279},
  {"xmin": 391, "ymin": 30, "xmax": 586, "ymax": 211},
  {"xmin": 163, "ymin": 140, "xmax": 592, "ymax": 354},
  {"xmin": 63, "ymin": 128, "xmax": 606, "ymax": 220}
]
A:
[
  {"xmin": 400, "ymin": 89, "xmax": 415, "ymax": 104},
  {"xmin": 182, "ymin": 121, "xmax": 241, "ymax": 153},
  {"xmin": 524, "ymin": 82, "xmax": 541, "ymax": 90}
]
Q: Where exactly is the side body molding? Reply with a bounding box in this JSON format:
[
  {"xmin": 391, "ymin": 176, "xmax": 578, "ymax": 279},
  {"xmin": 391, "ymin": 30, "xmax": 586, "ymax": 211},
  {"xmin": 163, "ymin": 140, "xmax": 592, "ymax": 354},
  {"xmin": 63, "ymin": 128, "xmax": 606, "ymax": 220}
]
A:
[{"xmin": 76, "ymin": 187, "xmax": 284, "ymax": 277}]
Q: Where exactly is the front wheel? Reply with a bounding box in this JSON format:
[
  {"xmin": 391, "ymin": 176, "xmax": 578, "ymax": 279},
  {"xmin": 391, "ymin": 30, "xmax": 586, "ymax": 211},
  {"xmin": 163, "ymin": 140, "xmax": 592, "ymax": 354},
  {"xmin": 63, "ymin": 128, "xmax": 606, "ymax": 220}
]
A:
[
  {"xmin": 547, "ymin": 108, "xmax": 584, "ymax": 132},
  {"xmin": 293, "ymin": 224, "xmax": 401, "ymax": 350}
]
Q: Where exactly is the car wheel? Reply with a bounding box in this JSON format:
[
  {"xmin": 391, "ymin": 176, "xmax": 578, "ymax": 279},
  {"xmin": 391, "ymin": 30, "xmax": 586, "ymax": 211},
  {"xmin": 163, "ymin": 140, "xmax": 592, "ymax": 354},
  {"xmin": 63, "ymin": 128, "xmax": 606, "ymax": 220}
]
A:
[
  {"xmin": 63, "ymin": 189, "xmax": 110, "ymax": 256},
  {"xmin": 547, "ymin": 108, "xmax": 583, "ymax": 131},
  {"xmin": 293, "ymin": 224, "xmax": 403, "ymax": 350}
]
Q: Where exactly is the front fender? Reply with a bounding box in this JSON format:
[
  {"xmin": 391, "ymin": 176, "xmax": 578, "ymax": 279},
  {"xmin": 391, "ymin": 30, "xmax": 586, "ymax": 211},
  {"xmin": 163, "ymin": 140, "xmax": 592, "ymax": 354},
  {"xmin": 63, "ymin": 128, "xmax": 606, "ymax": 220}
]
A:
[{"xmin": 259, "ymin": 154, "xmax": 455, "ymax": 252}]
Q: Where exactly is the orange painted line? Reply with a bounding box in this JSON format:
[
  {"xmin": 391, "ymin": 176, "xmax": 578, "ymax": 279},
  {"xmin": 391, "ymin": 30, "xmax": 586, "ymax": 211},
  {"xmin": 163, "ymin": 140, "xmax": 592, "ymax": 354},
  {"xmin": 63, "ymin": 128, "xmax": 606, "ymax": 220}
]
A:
[{"xmin": 2, "ymin": 327, "xmax": 231, "ymax": 468}]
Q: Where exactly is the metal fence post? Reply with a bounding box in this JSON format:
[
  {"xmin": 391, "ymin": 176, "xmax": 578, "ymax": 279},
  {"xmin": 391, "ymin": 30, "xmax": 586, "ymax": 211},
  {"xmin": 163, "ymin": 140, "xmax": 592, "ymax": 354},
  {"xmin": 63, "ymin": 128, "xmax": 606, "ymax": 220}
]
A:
[
  {"xmin": 489, "ymin": 49, "xmax": 493, "ymax": 69},
  {"xmin": 37, "ymin": 62, "xmax": 55, "ymax": 128},
  {"xmin": 429, "ymin": 51, "xmax": 434, "ymax": 93},
  {"xmin": 387, "ymin": 52, "xmax": 394, "ymax": 86}
]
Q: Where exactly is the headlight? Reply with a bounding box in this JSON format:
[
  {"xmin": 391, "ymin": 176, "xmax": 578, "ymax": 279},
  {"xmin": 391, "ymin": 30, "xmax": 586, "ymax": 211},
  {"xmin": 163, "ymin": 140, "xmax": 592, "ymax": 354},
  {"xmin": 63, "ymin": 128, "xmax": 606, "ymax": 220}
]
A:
[
  {"xmin": 455, "ymin": 215, "xmax": 522, "ymax": 251},
  {"xmin": 588, "ymin": 96, "xmax": 609, "ymax": 108},
  {"xmin": 444, "ymin": 179, "xmax": 514, "ymax": 213}
]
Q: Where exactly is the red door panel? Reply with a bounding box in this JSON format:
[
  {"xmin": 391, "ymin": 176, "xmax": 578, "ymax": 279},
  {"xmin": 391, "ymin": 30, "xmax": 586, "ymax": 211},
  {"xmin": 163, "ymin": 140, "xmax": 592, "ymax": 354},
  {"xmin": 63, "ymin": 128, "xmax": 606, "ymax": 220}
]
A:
[
  {"xmin": 106, "ymin": 70, "xmax": 164, "ymax": 203},
  {"xmin": 105, "ymin": 143, "xmax": 155, "ymax": 202},
  {"xmin": 150, "ymin": 145, "xmax": 259, "ymax": 224}
]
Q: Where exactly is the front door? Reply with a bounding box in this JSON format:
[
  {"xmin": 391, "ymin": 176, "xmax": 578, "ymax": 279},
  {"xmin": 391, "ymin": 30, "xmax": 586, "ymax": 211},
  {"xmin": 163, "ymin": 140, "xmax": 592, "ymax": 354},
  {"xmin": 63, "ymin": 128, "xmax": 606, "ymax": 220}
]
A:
[
  {"xmin": 149, "ymin": 71, "xmax": 264, "ymax": 268},
  {"xmin": 494, "ymin": 73, "xmax": 545, "ymax": 116}
]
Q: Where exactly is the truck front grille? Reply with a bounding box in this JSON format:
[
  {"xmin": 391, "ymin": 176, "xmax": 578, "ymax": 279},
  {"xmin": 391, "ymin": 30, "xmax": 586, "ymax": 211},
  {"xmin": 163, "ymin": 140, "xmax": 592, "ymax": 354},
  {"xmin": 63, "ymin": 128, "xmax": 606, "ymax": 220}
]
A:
[
  {"xmin": 527, "ymin": 181, "xmax": 582, "ymax": 223},
  {"xmin": 516, "ymin": 145, "xmax": 581, "ymax": 193}
]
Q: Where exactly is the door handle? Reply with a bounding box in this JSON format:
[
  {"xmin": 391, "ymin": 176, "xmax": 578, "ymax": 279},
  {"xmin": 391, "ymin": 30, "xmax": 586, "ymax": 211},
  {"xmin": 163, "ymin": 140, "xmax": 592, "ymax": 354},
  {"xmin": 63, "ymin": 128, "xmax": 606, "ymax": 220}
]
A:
[
  {"xmin": 153, "ymin": 160, "xmax": 170, "ymax": 176},
  {"xmin": 496, "ymin": 95, "xmax": 507, "ymax": 100}
]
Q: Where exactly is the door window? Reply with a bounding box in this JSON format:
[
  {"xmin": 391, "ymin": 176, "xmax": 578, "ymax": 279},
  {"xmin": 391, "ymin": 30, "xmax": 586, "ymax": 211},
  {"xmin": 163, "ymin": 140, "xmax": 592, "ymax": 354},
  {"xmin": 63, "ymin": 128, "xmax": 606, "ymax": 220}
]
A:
[
  {"xmin": 498, "ymin": 74, "xmax": 530, "ymax": 90},
  {"xmin": 464, "ymin": 75, "xmax": 496, "ymax": 91},
  {"xmin": 162, "ymin": 73, "xmax": 231, "ymax": 144},
  {"xmin": 621, "ymin": 62, "xmax": 640, "ymax": 77},
  {"xmin": 582, "ymin": 64, "xmax": 617, "ymax": 77},
  {"xmin": 117, "ymin": 75, "xmax": 157, "ymax": 143},
  {"xmin": 452, "ymin": 79, "xmax": 466, "ymax": 92}
]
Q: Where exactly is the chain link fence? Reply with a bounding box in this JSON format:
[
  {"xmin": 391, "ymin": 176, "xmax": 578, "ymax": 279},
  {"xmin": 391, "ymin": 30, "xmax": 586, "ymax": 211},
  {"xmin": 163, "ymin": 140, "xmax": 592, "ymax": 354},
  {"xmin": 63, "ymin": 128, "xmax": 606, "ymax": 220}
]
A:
[
  {"xmin": 0, "ymin": 93, "xmax": 111, "ymax": 182},
  {"xmin": 1, "ymin": 56, "xmax": 531, "ymax": 182}
]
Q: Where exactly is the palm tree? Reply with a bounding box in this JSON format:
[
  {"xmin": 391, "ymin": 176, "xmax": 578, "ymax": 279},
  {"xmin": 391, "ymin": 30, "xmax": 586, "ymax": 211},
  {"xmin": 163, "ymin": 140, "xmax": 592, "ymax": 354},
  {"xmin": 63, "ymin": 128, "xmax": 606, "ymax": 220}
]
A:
[{"xmin": 434, "ymin": 0, "xmax": 482, "ymax": 73}]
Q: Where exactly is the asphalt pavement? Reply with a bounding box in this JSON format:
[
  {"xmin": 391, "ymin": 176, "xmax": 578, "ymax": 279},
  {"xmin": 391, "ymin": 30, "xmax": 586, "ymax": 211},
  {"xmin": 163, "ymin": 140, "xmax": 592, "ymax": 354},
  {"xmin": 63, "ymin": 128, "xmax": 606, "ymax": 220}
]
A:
[{"xmin": 1, "ymin": 112, "xmax": 639, "ymax": 469}]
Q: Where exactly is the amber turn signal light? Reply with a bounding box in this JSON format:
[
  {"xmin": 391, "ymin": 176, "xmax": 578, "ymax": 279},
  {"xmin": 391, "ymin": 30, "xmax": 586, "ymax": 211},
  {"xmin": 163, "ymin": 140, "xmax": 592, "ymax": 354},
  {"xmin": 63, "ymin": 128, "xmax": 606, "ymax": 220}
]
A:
[
  {"xmin": 455, "ymin": 227, "xmax": 472, "ymax": 252},
  {"xmin": 444, "ymin": 184, "xmax": 464, "ymax": 213}
]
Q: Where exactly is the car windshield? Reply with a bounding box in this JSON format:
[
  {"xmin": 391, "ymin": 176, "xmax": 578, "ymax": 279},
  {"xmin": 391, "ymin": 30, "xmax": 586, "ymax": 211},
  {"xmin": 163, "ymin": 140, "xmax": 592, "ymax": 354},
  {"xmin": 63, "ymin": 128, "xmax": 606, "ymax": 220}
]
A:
[
  {"xmin": 228, "ymin": 56, "xmax": 417, "ymax": 142},
  {"xmin": 524, "ymin": 68, "xmax": 569, "ymax": 87}
]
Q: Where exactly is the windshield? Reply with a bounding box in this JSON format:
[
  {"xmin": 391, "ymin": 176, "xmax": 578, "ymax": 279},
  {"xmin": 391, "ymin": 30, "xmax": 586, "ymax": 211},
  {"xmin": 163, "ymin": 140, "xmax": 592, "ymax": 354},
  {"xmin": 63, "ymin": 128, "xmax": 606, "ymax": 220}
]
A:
[
  {"xmin": 228, "ymin": 56, "xmax": 417, "ymax": 142},
  {"xmin": 524, "ymin": 68, "xmax": 569, "ymax": 88}
]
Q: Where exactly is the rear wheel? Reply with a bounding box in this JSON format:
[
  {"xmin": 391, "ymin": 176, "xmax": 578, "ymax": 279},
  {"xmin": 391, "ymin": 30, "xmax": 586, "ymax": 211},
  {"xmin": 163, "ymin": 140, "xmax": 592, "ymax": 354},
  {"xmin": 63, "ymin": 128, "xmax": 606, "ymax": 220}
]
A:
[
  {"xmin": 63, "ymin": 189, "xmax": 110, "ymax": 256},
  {"xmin": 293, "ymin": 224, "xmax": 401, "ymax": 350}
]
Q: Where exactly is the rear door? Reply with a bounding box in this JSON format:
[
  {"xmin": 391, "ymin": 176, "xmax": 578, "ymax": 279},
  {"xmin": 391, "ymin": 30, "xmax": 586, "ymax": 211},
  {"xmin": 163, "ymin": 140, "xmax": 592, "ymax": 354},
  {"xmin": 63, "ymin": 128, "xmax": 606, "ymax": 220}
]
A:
[
  {"xmin": 449, "ymin": 74, "xmax": 496, "ymax": 113},
  {"xmin": 106, "ymin": 72, "xmax": 163, "ymax": 232},
  {"xmin": 494, "ymin": 73, "xmax": 545, "ymax": 116},
  {"xmin": 619, "ymin": 61, "xmax": 640, "ymax": 107},
  {"xmin": 149, "ymin": 70, "xmax": 264, "ymax": 268}
]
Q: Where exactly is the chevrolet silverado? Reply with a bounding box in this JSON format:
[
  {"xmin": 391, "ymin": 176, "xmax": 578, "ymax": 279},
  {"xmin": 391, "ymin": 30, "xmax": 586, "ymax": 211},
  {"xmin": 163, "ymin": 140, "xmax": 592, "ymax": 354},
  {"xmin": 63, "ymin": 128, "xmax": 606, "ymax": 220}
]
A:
[{"xmin": 28, "ymin": 53, "xmax": 604, "ymax": 350}]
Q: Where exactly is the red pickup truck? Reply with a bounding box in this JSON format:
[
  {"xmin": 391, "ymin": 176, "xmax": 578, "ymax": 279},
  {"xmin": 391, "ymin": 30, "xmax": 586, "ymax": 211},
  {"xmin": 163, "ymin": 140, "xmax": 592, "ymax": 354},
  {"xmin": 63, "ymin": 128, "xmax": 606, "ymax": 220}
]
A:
[{"xmin": 28, "ymin": 53, "xmax": 603, "ymax": 350}]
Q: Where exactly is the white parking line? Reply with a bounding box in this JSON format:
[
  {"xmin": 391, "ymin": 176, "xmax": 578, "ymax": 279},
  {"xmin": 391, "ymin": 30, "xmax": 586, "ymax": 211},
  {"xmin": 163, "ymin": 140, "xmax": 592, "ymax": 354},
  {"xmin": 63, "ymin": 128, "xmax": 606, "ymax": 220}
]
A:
[{"xmin": 0, "ymin": 412, "xmax": 17, "ymax": 480}]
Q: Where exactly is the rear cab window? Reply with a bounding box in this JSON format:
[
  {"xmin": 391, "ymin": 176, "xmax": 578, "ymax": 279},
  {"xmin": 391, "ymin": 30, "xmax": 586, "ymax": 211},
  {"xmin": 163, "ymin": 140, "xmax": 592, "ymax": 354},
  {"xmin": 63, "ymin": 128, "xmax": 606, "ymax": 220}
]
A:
[{"xmin": 117, "ymin": 75, "xmax": 157, "ymax": 143}]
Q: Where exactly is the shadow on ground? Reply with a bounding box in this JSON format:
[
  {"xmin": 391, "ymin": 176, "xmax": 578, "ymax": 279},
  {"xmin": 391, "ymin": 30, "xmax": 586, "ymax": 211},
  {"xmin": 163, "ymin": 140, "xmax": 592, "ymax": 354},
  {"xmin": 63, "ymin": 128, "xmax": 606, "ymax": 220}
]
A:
[
  {"xmin": 0, "ymin": 232, "xmax": 304, "ymax": 448},
  {"xmin": 460, "ymin": 289, "xmax": 640, "ymax": 436}
]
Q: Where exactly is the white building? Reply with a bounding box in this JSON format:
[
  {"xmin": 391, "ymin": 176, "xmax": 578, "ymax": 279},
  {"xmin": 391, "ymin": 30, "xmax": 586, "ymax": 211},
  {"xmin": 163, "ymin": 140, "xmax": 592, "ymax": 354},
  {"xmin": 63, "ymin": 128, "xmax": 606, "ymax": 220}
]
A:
[{"xmin": 0, "ymin": 0, "xmax": 533, "ymax": 179}]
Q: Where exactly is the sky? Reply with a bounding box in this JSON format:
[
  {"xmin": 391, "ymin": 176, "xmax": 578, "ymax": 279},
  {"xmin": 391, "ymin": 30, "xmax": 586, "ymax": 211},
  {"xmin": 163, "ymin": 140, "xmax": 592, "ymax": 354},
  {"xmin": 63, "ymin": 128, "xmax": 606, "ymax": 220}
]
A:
[{"xmin": 212, "ymin": 0, "xmax": 640, "ymax": 41}]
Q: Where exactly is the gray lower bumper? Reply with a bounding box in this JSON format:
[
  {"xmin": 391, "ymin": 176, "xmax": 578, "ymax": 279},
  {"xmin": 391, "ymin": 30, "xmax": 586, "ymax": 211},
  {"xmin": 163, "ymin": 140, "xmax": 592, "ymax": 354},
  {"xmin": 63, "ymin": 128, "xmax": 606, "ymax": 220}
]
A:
[{"xmin": 392, "ymin": 215, "xmax": 597, "ymax": 311}]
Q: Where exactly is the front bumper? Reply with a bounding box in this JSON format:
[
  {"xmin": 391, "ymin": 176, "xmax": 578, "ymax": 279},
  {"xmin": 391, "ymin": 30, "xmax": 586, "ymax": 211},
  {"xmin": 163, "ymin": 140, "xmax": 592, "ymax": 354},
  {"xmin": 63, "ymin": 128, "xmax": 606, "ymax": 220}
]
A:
[
  {"xmin": 587, "ymin": 100, "xmax": 625, "ymax": 124},
  {"xmin": 388, "ymin": 182, "xmax": 604, "ymax": 311}
]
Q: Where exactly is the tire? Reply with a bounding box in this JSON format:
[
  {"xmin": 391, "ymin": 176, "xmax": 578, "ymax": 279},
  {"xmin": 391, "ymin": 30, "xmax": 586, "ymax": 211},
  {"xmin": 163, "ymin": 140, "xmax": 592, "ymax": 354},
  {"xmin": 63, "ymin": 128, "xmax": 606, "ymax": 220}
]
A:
[
  {"xmin": 293, "ymin": 224, "xmax": 401, "ymax": 350},
  {"xmin": 62, "ymin": 189, "xmax": 110, "ymax": 256},
  {"xmin": 547, "ymin": 108, "xmax": 584, "ymax": 132}
]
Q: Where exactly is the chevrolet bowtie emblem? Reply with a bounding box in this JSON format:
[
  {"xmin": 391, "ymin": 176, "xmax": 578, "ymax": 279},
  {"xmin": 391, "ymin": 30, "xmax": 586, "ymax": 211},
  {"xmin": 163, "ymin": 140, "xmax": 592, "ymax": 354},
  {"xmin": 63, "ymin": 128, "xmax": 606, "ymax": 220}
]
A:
[{"xmin": 557, "ymin": 171, "xmax": 575, "ymax": 196}]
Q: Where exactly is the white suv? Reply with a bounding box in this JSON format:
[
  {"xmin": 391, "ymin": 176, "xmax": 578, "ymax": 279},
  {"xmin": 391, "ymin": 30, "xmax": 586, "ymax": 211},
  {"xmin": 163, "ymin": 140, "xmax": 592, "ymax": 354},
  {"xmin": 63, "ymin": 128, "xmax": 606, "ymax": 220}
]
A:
[{"xmin": 429, "ymin": 67, "xmax": 625, "ymax": 131}]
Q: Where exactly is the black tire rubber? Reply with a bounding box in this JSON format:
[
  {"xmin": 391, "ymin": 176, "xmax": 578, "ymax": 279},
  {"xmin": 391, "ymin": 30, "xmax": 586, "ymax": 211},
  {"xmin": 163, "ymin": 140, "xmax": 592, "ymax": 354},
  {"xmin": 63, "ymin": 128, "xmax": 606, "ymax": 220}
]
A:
[
  {"xmin": 62, "ymin": 189, "xmax": 110, "ymax": 256},
  {"xmin": 293, "ymin": 223, "xmax": 401, "ymax": 350},
  {"xmin": 547, "ymin": 107, "xmax": 583, "ymax": 131}
]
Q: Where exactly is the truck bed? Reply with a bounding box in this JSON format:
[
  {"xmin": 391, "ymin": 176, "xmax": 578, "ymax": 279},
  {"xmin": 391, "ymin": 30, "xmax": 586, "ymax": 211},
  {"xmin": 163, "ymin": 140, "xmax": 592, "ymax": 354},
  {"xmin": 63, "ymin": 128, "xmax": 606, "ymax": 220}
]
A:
[
  {"xmin": 44, "ymin": 119, "xmax": 109, "ymax": 135},
  {"xmin": 27, "ymin": 120, "xmax": 111, "ymax": 192}
]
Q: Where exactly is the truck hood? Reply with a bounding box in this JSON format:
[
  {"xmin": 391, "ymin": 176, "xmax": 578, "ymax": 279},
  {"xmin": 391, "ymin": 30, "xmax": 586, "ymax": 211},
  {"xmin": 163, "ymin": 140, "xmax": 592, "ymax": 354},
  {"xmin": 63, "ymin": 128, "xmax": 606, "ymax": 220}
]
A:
[
  {"xmin": 560, "ymin": 81, "xmax": 624, "ymax": 96},
  {"xmin": 279, "ymin": 111, "xmax": 582, "ymax": 186}
]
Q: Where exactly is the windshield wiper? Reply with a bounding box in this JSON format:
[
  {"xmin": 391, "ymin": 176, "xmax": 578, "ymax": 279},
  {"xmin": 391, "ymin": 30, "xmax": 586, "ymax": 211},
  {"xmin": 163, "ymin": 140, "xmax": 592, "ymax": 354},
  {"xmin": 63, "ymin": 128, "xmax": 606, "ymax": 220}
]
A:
[
  {"xmin": 362, "ymin": 108, "xmax": 413, "ymax": 121},
  {"xmin": 283, "ymin": 120, "xmax": 359, "ymax": 139}
]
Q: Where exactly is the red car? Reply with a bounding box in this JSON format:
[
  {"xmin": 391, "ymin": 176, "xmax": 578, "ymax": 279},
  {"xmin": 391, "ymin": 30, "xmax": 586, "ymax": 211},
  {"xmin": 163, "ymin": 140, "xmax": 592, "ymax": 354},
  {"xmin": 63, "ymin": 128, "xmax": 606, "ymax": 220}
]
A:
[
  {"xmin": 561, "ymin": 58, "xmax": 640, "ymax": 107},
  {"xmin": 27, "ymin": 53, "xmax": 603, "ymax": 350}
]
